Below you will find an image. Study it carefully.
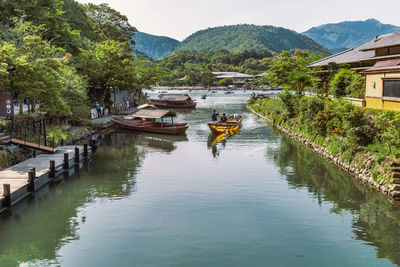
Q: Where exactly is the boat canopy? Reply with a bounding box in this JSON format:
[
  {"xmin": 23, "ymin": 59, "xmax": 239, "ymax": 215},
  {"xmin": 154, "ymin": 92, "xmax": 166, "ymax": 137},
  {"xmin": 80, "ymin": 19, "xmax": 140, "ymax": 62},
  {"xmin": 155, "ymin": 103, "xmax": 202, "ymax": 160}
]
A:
[
  {"xmin": 158, "ymin": 94, "xmax": 192, "ymax": 101},
  {"xmin": 133, "ymin": 109, "xmax": 176, "ymax": 119},
  {"xmin": 137, "ymin": 103, "xmax": 157, "ymax": 110}
]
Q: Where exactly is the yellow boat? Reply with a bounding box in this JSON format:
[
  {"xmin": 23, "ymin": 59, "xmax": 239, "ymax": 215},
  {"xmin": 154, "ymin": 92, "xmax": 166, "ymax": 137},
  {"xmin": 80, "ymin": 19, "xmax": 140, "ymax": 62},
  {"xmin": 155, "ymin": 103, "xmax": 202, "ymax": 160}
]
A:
[
  {"xmin": 208, "ymin": 126, "xmax": 240, "ymax": 146},
  {"xmin": 208, "ymin": 114, "xmax": 243, "ymax": 133}
]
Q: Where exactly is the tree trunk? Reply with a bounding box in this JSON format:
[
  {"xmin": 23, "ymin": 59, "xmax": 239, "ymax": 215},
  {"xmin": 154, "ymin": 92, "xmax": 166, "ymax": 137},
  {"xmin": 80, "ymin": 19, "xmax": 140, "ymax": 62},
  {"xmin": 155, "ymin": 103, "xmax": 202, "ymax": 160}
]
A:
[{"xmin": 19, "ymin": 100, "xmax": 23, "ymax": 114}]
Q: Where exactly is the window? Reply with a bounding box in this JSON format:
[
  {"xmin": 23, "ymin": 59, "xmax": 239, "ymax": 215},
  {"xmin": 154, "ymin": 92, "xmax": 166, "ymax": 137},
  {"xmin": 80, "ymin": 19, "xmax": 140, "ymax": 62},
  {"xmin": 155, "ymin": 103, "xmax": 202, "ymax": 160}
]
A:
[{"xmin": 383, "ymin": 80, "xmax": 400, "ymax": 98}]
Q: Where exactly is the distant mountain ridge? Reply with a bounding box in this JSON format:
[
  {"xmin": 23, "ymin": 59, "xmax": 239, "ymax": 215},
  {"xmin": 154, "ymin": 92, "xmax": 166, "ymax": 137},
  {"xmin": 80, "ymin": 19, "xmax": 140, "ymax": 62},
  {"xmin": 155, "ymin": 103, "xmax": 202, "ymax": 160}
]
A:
[
  {"xmin": 134, "ymin": 32, "xmax": 180, "ymax": 60},
  {"xmin": 303, "ymin": 19, "xmax": 400, "ymax": 52},
  {"xmin": 173, "ymin": 24, "xmax": 330, "ymax": 55}
]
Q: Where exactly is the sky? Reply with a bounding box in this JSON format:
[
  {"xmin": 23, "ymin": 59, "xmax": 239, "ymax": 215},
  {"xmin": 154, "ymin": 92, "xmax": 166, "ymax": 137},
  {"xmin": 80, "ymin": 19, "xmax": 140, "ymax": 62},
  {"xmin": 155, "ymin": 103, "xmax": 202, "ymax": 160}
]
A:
[{"xmin": 76, "ymin": 0, "xmax": 400, "ymax": 41}]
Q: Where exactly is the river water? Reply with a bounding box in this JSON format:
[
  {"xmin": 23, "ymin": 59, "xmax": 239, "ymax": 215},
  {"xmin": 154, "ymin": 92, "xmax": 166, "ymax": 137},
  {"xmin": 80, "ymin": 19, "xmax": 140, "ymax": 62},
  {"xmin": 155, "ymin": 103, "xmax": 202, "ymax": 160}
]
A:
[{"xmin": 0, "ymin": 90, "xmax": 400, "ymax": 266}]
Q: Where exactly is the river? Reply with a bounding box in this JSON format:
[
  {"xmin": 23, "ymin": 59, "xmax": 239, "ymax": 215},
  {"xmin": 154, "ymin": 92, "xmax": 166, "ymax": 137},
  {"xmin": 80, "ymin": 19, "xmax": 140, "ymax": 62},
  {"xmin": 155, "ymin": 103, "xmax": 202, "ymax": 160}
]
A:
[{"xmin": 0, "ymin": 90, "xmax": 400, "ymax": 266}]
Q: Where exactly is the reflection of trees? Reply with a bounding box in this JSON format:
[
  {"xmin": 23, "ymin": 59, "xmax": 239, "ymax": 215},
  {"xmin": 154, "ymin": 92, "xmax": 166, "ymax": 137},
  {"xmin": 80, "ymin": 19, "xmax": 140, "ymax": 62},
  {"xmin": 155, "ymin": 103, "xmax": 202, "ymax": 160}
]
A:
[
  {"xmin": 0, "ymin": 131, "xmax": 148, "ymax": 266},
  {"xmin": 266, "ymin": 134, "xmax": 400, "ymax": 265}
]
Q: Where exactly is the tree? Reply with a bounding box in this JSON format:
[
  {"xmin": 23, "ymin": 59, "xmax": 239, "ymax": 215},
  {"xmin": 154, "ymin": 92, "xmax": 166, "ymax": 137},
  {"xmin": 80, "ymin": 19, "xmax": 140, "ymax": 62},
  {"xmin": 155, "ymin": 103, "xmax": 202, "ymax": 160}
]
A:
[
  {"xmin": 200, "ymin": 66, "xmax": 215, "ymax": 88},
  {"xmin": 266, "ymin": 49, "xmax": 322, "ymax": 94},
  {"xmin": 0, "ymin": 20, "xmax": 88, "ymax": 118},
  {"xmin": 83, "ymin": 3, "xmax": 136, "ymax": 50},
  {"xmin": 329, "ymin": 69, "xmax": 365, "ymax": 98},
  {"xmin": 75, "ymin": 40, "xmax": 137, "ymax": 106},
  {"xmin": 219, "ymin": 77, "xmax": 234, "ymax": 86}
]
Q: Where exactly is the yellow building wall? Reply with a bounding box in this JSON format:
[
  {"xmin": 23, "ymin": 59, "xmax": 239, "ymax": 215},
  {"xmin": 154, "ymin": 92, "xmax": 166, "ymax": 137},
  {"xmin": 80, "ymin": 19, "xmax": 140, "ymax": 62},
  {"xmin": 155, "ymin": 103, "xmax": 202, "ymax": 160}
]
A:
[
  {"xmin": 365, "ymin": 71, "xmax": 400, "ymax": 111},
  {"xmin": 365, "ymin": 73, "xmax": 383, "ymax": 97},
  {"xmin": 365, "ymin": 97, "xmax": 383, "ymax": 109},
  {"xmin": 383, "ymin": 101, "xmax": 400, "ymax": 111}
]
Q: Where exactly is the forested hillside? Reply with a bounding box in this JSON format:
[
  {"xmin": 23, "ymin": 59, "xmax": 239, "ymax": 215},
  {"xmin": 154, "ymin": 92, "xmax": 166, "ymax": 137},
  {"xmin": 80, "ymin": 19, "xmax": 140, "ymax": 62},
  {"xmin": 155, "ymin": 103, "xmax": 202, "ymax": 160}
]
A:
[
  {"xmin": 174, "ymin": 24, "xmax": 330, "ymax": 54},
  {"xmin": 303, "ymin": 19, "xmax": 400, "ymax": 52},
  {"xmin": 134, "ymin": 32, "xmax": 179, "ymax": 60}
]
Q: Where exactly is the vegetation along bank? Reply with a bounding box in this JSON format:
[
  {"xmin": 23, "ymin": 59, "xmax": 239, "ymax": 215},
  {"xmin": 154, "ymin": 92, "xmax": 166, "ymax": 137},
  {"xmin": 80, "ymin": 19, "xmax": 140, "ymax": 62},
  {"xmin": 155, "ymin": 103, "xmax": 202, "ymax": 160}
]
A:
[{"xmin": 248, "ymin": 92, "xmax": 400, "ymax": 201}]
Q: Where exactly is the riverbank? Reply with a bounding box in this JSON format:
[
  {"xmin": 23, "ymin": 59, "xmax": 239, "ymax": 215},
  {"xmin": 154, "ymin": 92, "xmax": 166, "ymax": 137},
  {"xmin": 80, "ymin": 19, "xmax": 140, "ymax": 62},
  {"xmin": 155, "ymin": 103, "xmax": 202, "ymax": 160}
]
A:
[
  {"xmin": 154, "ymin": 86, "xmax": 282, "ymax": 91},
  {"xmin": 247, "ymin": 103, "xmax": 400, "ymax": 202}
]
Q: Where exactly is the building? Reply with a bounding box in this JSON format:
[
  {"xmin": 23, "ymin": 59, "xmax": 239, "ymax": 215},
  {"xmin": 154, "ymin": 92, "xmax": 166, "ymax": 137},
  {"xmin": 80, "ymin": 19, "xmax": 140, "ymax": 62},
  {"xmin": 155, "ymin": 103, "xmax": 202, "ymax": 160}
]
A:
[
  {"xmin": 309, "ymin": 31, "xmax": 400, "ymax": 111},
  {"xmin": 212, "ymin": 72, "xmax": 255, "ymax": 88}
]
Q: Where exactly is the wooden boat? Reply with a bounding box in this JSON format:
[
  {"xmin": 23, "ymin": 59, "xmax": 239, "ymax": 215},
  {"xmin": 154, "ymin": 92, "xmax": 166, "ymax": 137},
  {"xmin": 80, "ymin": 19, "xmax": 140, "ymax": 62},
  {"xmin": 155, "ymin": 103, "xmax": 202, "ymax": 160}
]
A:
[
  {"xmin": 208, "ymin": 126, "xmax": 240, "ymax": 146},
  {"xmin": 224, "ymin": 91, "xmax": 234, "ymax": 94},
  {"xmin": 150, "ymin": 94, "xmax": 196, "ymax": 109},
  {"xmin": 112, "ymin": 109, "xmax": 188, "ymax": 135},
  {"xmin": 208, "ymin": 114, "xmax": 243, "ymax": 133}
]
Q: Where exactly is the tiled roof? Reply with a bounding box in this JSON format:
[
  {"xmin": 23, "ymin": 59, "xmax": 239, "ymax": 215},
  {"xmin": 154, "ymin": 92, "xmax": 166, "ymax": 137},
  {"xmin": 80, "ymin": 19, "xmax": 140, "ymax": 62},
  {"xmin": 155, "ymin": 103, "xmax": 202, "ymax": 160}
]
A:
[
  {"xmin": 214, "ymin": 72, "xmax": 254, "ymax": 79},
  {"xmin": 308, "ymin": 33, "xmax": 400, "ymax": 68},
  {"xmin": 372, "ymin": 58, "xmax": 400, "ymax": 68},
  {"xmin": 360, "ymin": 31, "xmax": 400, "ymax": 51}
]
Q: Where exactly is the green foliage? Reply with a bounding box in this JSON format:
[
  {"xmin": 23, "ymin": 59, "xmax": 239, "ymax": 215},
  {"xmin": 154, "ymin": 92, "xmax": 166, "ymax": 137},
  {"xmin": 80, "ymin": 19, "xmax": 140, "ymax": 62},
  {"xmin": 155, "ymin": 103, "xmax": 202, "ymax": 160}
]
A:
[
  {"xmin": 156, "ymin": 49, "xmax": 273, "ymax": 85},
  {"xmin": 266, "ymin": 50, "xmax": 323, "ymax": 94},
  {"xmin": 329, "ymin": 69, "xmax": 365, "ymax": 98},
  {"xmin": 134, "ymin": 32, "xmax": 179, "ymax": 60},
  {"xmin": 0, "ymin": 20, "xmax": 89, "ymax": 119},
  {"xmin": 248, "ymin": 95, "xmax": 400, "ymax": 183},
  {"xmin": 47, "ymin": 127, "xmax": 67, "ymax": 145},
  {"xmin": 175, "ymin": 24, "xmax": 330, "ymax": 54},
  {"xmin": 83, "ymin": 3, "xmax": 137, "ymax": 50},
  {"xmin": 219, "ymin": 78, "xmax": 234, "ymax": 86}
]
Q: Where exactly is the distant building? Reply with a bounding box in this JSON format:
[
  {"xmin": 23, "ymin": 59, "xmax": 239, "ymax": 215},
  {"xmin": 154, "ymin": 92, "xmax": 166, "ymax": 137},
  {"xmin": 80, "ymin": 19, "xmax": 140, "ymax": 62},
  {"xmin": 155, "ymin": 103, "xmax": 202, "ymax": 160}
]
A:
[
  {"xmin": 309, "ymin": 31, "xmax": 400, "ymax": 111},
  {"xmin": 212, "ymin": 72, "xmax": 256, "ymax": 88}
]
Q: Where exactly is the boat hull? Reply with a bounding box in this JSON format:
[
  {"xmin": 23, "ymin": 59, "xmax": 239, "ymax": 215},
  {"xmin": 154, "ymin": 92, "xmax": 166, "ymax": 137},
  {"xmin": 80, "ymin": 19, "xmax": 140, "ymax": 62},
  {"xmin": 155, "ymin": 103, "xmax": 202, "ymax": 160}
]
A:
[
  {"xmin": 112, "ymin": 118, "xmax": 188, "ymax": 135},
  {"xmin": 208, "ymin": 114, "xmax": 243, "ymax": 134},
  {"xmin": 208, "ymin": 123, "xmax": 240, "ymax": 133}
]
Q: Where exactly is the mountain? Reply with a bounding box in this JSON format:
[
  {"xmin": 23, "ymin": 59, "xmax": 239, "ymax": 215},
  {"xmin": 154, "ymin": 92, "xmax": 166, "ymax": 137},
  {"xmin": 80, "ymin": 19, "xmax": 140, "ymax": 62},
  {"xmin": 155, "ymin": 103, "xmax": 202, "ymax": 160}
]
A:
[
  {"xmin": 134, "ymin": 32, "xmax": 180, "ymax": 60},
  {"xmin": 303, "ymin": 19, "xmax": 400, "ymax": 52},
  {"xmin": 173, "ymin": 24, "xmax": 330, "ymax": 54}
]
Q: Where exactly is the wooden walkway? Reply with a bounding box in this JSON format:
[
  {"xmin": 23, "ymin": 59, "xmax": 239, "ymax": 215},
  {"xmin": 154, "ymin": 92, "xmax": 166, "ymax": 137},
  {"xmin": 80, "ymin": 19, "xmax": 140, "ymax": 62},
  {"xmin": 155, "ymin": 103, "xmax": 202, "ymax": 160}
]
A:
[
  {"xmin": 10, "ymin": 138, "xmax": 58, "ymax": 153},
  {"xmin": 0, "ymin": 145, "xmax": 94, "ymax": 213}
]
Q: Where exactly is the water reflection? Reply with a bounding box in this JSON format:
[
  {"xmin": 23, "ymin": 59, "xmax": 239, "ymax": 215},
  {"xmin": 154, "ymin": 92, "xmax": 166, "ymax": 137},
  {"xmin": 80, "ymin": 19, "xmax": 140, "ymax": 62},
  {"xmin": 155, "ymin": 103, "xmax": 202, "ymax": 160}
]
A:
[
  {"xmin": 207, "ymin": 128, "xmax": 240, "ymax": 158},
  {"xmin": 267, "ymin": 133, "xmax": 400, "ymax": 265},
  {"xmin": 0, "ymin": 131, "xmax": 151, "ymax": 266}
]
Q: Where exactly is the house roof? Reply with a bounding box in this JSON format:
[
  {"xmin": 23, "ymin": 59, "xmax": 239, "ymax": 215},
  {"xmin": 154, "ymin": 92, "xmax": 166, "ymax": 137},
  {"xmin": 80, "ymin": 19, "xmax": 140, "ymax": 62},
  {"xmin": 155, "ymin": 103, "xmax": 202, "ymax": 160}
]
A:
[
  {"xmin": 308, "ymin": 32, "xmax": 400, "ymax": 68},
  {"xmin": 133, "ymin": 109, "xmax": 176, "ymax": 119},
  {"xmin": 372, "ymin": 58, "xmax": 400, "ymax": 68},
  {"xmin": 213, "ymin": 72, "xmax": 254, "ymax": 79},
  {"xmin": 360, "ymin": 32, "xmax": 400, "ymax": 51}
]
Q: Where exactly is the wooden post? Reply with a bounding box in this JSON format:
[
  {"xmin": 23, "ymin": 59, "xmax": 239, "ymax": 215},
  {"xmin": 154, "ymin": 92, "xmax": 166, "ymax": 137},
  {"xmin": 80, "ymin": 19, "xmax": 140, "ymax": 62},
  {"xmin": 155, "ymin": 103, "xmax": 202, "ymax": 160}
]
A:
[
  {"xmin": 3, "ymin": 184, "xmax": 11, "ymax": 207},
  {"xmin": 74, "ymin": 147, "xmax": 79, "ymax": 163},
  {"xmin": 61, "ymin": 139, "xmax": 64, "ymax": 146},
  {"xmin": 83, "ymin": 144, "xmax": 88, "ymax": 157},
  {"xmin": 90, "ymin": 140, "xmax": 97, "ymax": 152},
  {"xmin": 33, "ymin": 150, "xmax": 36, "ymax": 158},
  {"xmin": 27, "ymin": 170, "xmax": 35, "ymax": 192},
  {"xmin": 161, "ymin": 117, "xmax": 164, "ymax": 128},
  {"xmin": 49, "ymin": 160, "xmax": 55, "ymax": 178},
  {"xmin": 63, "ymin": 153, "xmax": 69, "ymax": 170},
  {"xmin": 43, "ymin": 118, "xmax": 47, "ymax": 147}
]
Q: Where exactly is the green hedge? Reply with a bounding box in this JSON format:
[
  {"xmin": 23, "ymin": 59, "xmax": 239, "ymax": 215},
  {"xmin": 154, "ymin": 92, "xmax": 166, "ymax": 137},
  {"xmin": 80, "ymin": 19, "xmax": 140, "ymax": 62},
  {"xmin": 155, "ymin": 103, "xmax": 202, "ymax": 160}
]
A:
[{"xmin": 249, "ymin": 92, "xmax": 398, "ymax": 183}]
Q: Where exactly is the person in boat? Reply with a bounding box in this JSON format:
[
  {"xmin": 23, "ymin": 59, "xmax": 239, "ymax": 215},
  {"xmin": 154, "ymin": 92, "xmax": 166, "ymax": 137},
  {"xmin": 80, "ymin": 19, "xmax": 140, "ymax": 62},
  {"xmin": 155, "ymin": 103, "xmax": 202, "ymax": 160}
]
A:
[
  {"xmin": 212, "ymin": 109, "xmax": 219, "ymax": 122},
  {"xmin": 220, "ymin": 113, "xmax": 227, "ymax": 122}
]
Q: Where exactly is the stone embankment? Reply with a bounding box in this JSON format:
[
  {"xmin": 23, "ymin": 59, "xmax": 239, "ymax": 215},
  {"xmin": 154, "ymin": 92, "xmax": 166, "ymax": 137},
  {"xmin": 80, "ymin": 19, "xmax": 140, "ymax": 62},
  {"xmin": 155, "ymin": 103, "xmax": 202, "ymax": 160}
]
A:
[{"xmin": 248, "ymin": 106, "xmax": 400, "ymax": 202}]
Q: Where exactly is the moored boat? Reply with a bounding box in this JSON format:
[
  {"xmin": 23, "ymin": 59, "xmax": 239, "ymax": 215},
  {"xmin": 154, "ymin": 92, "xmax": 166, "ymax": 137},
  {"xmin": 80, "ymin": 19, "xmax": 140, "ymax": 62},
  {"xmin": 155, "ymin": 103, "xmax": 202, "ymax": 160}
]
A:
[
  {"xmin": 112, "ymin": 109, "xmax": 188, "ymax": 135},
  {"xmin": 150, "ymin": 94, "xmax": 196, "ymax": 109}
]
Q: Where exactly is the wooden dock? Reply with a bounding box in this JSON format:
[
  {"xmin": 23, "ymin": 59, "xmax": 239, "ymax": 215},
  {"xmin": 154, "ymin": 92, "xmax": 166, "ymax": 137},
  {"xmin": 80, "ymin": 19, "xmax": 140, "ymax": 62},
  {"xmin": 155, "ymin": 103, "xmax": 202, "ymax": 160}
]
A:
[
  {"xmin": 10, "ymin": 138, "xmax": 58, "ymax": 153},
  {"xmin": 0, "ymin": 144, "xmax": 95, "ymax": 213}
]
